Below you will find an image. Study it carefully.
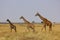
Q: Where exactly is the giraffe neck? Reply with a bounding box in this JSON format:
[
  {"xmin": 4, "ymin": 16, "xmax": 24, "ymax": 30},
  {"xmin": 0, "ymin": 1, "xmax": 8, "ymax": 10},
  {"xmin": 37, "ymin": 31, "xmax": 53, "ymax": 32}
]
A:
[
  {"xmin": 8, "ymin": 20, "xmax": 13, "ymax": 25},
  {"xmin": 22, "ymin": 17, "xmax": 30, "ymax": 23},
  {"xmin": 38, "ymin": 14, "xmax": 46, "ymax": 21}
]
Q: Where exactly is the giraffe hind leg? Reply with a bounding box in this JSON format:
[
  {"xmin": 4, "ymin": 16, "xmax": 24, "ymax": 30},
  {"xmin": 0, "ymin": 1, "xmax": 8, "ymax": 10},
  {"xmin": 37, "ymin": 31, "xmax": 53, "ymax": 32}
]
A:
[
  {"xmin": 32, "ymin": 27, "xmax": 35, "ymax": 32},
  {"xmin": 44, "ymin": 26, "xmax": 46, "ymax": 31},
  {"xmin": 27, "ymin": 27, "xmax": 30, "ymax": 32},
  {"xmin": 29, "ymin": 26, "xmax": 35, "ymax": 32},
  {"xmin": 14, "ymin": 26, "xmax": 17, "ymax": 32},
  {"xmin": 14, "ymin": 28, "xmax": 17, "ymax": 32},
  {"xmin": 49, "ymin": 25, "xmax": 52, "ymax": 32}
]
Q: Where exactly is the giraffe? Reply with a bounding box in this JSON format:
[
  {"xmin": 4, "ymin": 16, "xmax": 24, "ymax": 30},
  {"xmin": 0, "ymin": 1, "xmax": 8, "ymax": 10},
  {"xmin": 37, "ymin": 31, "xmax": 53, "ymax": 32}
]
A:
[
  {"xmin": 35, "ymin": 12, "xmax": 52, "ymax": 31},
  {"xmin": 20, "ymin": 16, "xmax": 35, "ymax": 32},
  {"xmin": 7, "ymin": 19, "xmax": 17, "ymax": 32}
]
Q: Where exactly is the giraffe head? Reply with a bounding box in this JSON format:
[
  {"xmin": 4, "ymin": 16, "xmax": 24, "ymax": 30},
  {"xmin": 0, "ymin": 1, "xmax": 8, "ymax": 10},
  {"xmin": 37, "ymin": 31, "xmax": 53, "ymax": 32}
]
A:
[
  {"xmin": 35, "ymin": 12, "xmax": 40, "ymax": 16},
  {"xmin": 41, "ymin": 21, "xmax": 44, "ymax": 23},
  {"xmin": 7, "ymin": 19, "xmax": 9, "ymax": 21},
  {"xmin": 20, "ymin": 16, "xmax": 24, "ymax": 19}
]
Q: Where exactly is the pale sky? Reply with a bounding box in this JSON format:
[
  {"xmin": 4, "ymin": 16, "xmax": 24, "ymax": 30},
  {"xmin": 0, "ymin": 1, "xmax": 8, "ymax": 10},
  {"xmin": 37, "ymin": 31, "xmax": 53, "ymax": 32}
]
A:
[{"xmin": 0, "ymin": 0, "xmax": 60, "ymax": 23}]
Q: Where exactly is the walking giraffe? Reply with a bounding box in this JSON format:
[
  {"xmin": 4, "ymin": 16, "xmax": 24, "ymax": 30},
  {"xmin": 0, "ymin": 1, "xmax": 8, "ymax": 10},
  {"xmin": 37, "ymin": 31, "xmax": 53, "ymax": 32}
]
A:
[
  {"xmin": 35, "ymin": 12, "xmax": 52, "ymax": 31},
  {"xmin": 7, "ymin": 19, "xmax": 17, "ymax": 32},
  {"xmin": 20, "ymin": 16, "xmax": 35, "ymax": 32}
]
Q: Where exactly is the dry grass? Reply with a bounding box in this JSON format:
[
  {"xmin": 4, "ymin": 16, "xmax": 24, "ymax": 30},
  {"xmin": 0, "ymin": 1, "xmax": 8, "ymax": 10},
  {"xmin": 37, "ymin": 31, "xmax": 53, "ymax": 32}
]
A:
[{"xmin": 0, "ymin": 23, "xmax": 60, "ymax": 40}]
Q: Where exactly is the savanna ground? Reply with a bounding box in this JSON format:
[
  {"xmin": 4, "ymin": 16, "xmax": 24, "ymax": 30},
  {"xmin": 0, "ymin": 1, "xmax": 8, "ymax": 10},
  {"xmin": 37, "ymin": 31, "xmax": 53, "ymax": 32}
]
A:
[{"xmin": 0, "ymin": 23, "xmax": 60, "ymax": 40}]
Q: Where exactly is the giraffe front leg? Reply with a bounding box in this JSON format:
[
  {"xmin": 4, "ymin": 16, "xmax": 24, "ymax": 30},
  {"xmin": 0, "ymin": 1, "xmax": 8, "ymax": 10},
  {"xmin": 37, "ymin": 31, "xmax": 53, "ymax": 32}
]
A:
[
  {"xmin": 30, "ymin": 27, "xmax": 35, "ymax": 32},
  {"xmin": 14, "ymin": 27, "xmax": 17, "ymax": 32},
  {"xmin": 44, "ymin": 24, "xmax": 46, "ymax": 31},
  {"xmin": 41, "ymin": 27, "xmax": 44, "ymax": 31},
  {"xmin": 27, "ymin": 27, "xmax": 30, "ymax": 32},
  {"xmin": 10, "ymin": 28, "xmax": 12, "ymax": 32},
  {"xmin": 49, "ymin": 25, "xmax": 52, "ymax": 32},
  {"xmin": 10, "ymin": 26, "xmax": 12, "ymax": 32},
  {"xmin": 41, "ymin": 24, "xmax": 46, "ymax": 31}
]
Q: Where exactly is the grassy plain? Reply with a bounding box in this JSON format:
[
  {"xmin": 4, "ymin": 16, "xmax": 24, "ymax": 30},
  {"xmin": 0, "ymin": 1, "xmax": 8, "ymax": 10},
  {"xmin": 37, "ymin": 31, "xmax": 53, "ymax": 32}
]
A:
[{"xmin": 0, "ymin": 23, "xmax": 60, "ymax": 40}]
